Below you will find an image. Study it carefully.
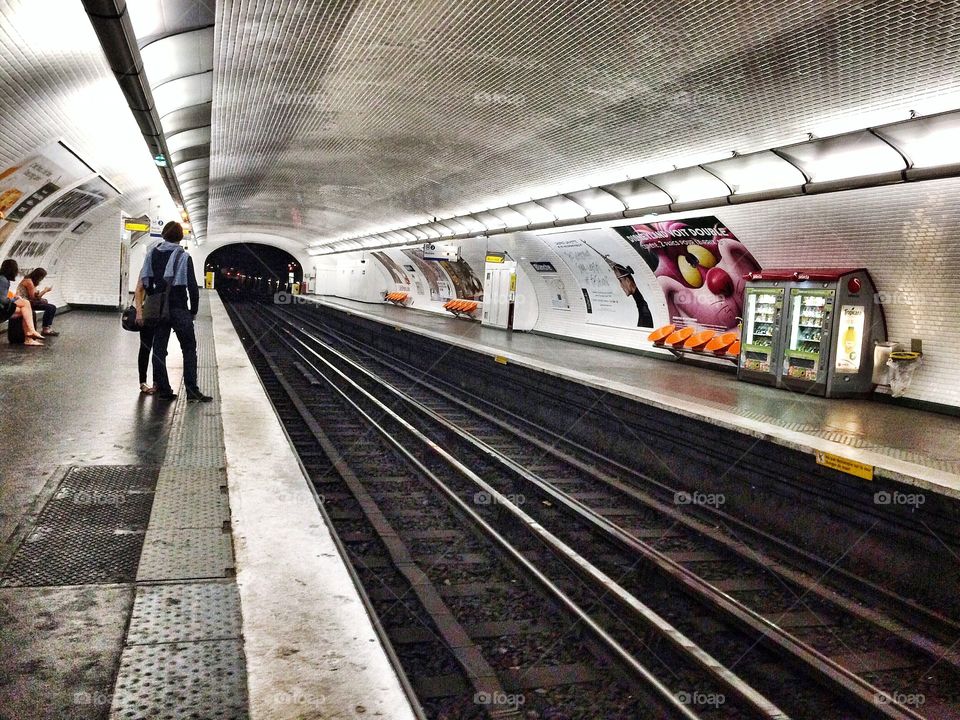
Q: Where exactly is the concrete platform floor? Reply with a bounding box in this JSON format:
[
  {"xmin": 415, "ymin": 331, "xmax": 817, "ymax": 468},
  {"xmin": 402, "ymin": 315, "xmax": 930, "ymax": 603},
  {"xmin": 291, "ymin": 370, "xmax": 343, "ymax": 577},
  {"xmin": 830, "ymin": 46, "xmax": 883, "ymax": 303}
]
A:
[
  {"xmin": 0, "ymin": 308, "xmax": 227, "ymax": 720},
  {"xmin": 1, "ymin": 299, "xmax": 417, "ymax": 720}
]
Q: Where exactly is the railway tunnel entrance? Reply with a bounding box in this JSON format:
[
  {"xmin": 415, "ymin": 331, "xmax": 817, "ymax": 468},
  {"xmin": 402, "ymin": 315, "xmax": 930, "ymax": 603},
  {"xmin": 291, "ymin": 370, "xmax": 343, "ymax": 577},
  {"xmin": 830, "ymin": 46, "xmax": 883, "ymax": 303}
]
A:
[{"xmin": 203, "ymin": 243, "xmax": 303, "ymax": 296}]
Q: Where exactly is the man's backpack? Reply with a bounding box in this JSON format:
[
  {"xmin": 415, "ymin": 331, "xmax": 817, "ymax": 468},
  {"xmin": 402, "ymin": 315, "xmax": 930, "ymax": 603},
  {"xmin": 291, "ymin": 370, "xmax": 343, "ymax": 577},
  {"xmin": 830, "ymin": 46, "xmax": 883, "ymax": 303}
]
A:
[{"xmin": 141, "ymin": 248, "xmax": 173, "ymax": 326}]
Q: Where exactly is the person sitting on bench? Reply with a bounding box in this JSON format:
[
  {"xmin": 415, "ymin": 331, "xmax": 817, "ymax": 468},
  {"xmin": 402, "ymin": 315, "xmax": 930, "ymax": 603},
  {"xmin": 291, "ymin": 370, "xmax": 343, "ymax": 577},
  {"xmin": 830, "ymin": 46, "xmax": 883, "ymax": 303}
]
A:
[
  {"xmin": 17, "ymin": 266, "xmax": 58, "ymax": 336},
  {"xmin": 0, "ymin": 259, "xmax": 43, "ymax": 346}
]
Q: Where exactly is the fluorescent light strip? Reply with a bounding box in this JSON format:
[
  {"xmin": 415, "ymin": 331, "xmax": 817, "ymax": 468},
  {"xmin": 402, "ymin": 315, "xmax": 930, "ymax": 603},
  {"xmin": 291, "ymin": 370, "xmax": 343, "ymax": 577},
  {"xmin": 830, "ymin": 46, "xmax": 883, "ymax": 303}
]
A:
[{"xmin": 309, "ymin": 108, "xmax": 960, "ymax": 252}]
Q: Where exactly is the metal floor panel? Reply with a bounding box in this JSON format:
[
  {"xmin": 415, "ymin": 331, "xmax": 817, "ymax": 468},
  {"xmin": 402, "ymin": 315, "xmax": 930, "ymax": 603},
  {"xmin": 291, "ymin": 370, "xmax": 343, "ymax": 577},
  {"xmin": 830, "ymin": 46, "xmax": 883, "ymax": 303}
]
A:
[
  {"xmin": 136, "ymin": 528, "xmax": 235, "ymax": 581},
  {"xmin": 110, "ymin": 639, "xmax": 248, "ymax": 720},
  {"xmin": 126, "ymin": 582, "xmax": 242, "ymax": 645},
  {"xmin": 0, "ymin": 530, "xmax": 147, "ymax": 588},
  {"xmin": 0, "ymin": 465, "xmax": 158, "ymax": 587}
]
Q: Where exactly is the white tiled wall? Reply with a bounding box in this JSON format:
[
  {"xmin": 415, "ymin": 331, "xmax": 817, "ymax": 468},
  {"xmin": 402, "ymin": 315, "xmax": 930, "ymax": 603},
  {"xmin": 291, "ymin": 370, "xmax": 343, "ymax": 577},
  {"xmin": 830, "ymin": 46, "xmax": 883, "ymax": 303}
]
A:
[
  {"xmin": 55, "ymin": 207, "xmax": 122, "ymax": 307},
  {"xmin": 333, "ymin": 178, "xmax": 960, "ymax": 409}
]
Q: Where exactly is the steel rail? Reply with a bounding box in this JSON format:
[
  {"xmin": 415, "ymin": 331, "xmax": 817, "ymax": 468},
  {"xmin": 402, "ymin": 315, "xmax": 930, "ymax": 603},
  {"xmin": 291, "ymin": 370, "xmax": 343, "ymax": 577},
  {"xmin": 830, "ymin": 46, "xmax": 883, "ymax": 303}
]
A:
[
  {"xmin": 278, "ymin": 302, "xmax": 960, "ymax": 655},
  {"xmin": 260, "ymin": 309, "xmax": 792, "ymax": 720},
  {"xmin": 269, "ymin": 304, "xmax": 930, "ymax": 720}
]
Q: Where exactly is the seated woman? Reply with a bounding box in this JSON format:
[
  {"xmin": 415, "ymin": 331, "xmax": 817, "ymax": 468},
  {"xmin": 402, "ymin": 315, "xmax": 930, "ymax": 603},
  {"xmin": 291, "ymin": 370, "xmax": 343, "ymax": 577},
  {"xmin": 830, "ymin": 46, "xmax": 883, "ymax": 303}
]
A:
[
  {"xmin": 0, "ymin": 259, "xmax": 43, "ymax": 345},
  {"xmin": 17, "ymin": 266, "xmax": 57, "ymax": 336}
]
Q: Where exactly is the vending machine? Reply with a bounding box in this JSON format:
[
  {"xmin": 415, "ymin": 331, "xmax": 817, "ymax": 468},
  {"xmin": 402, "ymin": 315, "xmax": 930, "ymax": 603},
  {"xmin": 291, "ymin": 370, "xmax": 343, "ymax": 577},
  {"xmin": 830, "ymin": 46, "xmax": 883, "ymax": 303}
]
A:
[
  {"xmin": 739, "ymin": 284, "xmax": 785, "ymax": 387},
  {"xmin": 738, "ymin": 269, "xmax": 886, "ymax": 397}
]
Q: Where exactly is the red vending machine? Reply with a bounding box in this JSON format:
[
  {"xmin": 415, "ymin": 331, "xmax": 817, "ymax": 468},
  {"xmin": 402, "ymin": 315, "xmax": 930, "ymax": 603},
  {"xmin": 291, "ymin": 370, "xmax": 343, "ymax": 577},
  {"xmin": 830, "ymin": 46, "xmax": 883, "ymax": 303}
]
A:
[{"xmin": 738, "ymin": 269, "xmax": 887, "ymax": 397}]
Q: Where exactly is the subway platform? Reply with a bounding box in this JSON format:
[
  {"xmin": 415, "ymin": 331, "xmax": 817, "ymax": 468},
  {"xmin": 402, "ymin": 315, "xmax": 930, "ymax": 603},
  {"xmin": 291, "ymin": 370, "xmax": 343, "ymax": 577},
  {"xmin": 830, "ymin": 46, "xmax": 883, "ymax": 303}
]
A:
[
  {"xmin": 307, "ymin": 296, "xmax": 960, "ymax": 499},
  {"xmin": 0, "ymin": 293, "xmax": 416, "ymax": 720}
]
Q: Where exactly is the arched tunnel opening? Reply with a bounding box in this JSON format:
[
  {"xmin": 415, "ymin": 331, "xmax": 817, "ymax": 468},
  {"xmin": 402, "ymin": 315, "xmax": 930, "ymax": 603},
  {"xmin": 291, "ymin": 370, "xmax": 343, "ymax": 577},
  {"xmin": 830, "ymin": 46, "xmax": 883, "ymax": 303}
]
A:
[{"xmin": 203, "ymin": 243, "xmax": 302, "ymax": 297}]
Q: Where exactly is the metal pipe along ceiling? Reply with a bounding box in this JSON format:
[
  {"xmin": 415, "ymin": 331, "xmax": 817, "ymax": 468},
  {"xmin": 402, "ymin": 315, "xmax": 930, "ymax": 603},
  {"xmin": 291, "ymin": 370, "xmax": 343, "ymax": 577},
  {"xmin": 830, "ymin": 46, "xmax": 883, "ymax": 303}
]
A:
[{"xmin": 81, "ymin": 0, "xmax": 186, "ymax": 213}]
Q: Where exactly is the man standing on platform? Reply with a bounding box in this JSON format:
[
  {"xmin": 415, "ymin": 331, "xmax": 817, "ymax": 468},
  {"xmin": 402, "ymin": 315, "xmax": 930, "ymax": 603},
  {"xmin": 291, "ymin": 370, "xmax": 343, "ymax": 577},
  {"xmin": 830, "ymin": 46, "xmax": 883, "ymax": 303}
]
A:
[{"xmin": 139, "ymin": 221, "xmax": 213, "ymax": 402}]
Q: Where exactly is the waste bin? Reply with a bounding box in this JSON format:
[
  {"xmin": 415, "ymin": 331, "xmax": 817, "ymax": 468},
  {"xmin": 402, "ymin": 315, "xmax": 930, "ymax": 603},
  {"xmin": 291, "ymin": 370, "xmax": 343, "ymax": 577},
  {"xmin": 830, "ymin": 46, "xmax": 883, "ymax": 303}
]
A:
[{"xmin": 887, "ymin": 351, "xmax": 922, "ymax": 397}]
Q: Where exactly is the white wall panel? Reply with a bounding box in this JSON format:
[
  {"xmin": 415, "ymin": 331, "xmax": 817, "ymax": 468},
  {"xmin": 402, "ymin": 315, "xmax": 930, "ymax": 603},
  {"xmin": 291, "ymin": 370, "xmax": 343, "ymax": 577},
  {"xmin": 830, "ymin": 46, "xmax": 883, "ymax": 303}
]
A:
[
  {"xmin": 331, "ymin": 178, "xmax": 960, "ymax": 409},
  {"xmin": 56, "ymin": 206, "xmax": 123, "ymax": 307}
]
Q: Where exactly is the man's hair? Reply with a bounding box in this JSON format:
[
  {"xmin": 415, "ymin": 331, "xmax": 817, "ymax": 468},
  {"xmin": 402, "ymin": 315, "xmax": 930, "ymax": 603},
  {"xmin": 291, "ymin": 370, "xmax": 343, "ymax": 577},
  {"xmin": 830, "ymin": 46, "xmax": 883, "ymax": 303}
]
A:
[
  {"xmin": 0, "ymin": 258, "xmax": 18, "ymax": 281},
  {"xmin": 161, "ymin": 221, "xmax": 184, "ymax": 243},
  {"xmin": 28, "ymin": 267, "xmax": 46, "ymax": 284}
]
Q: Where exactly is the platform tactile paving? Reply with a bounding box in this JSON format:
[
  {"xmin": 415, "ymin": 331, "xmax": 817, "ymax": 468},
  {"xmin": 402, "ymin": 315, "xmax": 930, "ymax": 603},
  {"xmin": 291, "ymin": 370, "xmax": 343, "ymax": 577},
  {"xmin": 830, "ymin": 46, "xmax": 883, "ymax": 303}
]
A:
[
  {"xmin": 162, "ymin": 442, "xmax": 227, "ymax": 468},
  {"xmin": 155, "ymin": 467, "xmax": 227, "ymax": 492},
  {"xmin": 110, "ymin": 640, "xmax": 248, "ymax": 720},
  {"xmin": 102, "ymin": 297, "xmax": 248, "ymax": 718},
  {"xmin": 126, "ymin": 583, "xmax": 242, "ymax": 645},
  {"xmin": 148, "ymin": 486, "xmax": 230, "ymax": 529},
  {"xmin": 136, "ymin": 528, "xmax": 235, "ymax": 581}
]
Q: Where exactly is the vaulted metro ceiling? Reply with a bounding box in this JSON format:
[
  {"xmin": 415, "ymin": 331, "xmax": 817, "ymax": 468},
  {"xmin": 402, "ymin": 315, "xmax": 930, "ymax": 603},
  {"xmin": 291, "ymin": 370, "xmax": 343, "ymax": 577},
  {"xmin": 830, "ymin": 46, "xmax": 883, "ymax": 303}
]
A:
[{"xmin": 206, "ymin": 0, "xmax": 960, "ymax": 249}]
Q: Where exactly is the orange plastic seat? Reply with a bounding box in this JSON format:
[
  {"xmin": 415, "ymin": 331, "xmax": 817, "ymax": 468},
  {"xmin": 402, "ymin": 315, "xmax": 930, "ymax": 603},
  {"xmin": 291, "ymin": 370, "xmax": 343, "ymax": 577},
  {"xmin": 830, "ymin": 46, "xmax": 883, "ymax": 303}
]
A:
[
  {"xmin": 648, "ymin": 324, "xmax": 676, "ymax": 344},
  {"xmin": 466, "ymin": 302, "xmax": 477, "ymax": 312},
  {"xmin": 726, "ymin": 340, "xmax": 741, "ymax": 356},
  {"xmin": 665, "ymin": 327, "xmax": 694, "ymax": 346},
  {"xmin": 705, "ymin": 332, "xmax": 738, "ymax": 353},
  {"xmin": 683, "ymin": 329, "xmax": 716, "ymax": 350}
]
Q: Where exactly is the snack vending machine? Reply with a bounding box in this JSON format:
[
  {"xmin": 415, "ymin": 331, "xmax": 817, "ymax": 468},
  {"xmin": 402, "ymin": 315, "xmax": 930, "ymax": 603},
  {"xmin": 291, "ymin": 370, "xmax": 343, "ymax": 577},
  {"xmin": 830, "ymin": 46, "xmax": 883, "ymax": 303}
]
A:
[
  {"xmin": 738, "ymin": 269, "xmax": 886, "ymax": 397},
  {"xmin": 739, "ymin": 284, "xmax": 785, "ymax": 387}
]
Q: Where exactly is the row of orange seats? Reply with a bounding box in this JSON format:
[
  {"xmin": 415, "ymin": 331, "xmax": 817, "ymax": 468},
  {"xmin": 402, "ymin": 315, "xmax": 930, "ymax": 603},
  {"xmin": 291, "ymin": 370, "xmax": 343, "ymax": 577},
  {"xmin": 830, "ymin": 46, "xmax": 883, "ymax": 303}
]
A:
[
  {"xmin": 648, "ymin": 324, "xmax": 741, "ymax": 357},
  {"xmin": 444, "ymin": 299, "xmax": 479, "ymax": 314},
  {"xmin": 385, "ymin": 292, "xmax": 409, "ymax": 304}
]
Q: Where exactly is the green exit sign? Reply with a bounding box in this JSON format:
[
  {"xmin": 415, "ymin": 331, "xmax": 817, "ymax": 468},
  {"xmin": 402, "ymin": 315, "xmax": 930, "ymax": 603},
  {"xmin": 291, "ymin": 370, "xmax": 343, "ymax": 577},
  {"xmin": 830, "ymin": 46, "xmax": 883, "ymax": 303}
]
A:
[{"xmin": 154, "ymin": 154, "xmax": 167, "ymax": 167}]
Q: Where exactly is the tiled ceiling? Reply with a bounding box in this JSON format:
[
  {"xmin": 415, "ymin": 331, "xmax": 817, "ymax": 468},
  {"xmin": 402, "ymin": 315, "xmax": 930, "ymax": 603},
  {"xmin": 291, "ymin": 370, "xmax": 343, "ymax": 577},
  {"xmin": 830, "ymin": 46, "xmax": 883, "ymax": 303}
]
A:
[
  {"xmin": 0, "ymin": 0, "xmax": 176, "ymax": 222},
  {"xmin": 207, "ymin": 0, "xmax": 960, "ymax": 248}
]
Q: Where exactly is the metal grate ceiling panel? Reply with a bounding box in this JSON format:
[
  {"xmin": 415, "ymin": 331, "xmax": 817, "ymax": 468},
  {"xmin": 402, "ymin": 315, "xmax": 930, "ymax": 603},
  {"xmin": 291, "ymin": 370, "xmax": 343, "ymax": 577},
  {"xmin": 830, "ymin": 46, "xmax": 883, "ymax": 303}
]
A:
[{"xmin": 208, "ymin": 0, "xmax": 960, "ymax": 248}]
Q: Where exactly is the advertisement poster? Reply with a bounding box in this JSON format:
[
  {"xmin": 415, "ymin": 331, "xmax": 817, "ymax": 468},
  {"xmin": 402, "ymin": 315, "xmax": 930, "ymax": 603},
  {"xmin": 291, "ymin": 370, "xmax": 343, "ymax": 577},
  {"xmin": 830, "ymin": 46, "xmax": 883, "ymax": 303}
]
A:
[
  {"xmin": 548, "ymin": 229, "xmax": 659, "ymax": 329},
  {"xmin": 395, "ymin": 248, "xmax": 483, "ymax": 301},
  {"xmin": 545, "ymin": 277, "xmax": 570, "ymax": 310},
  {"xmin": 401, "ymin": 249, "xmax": 444, "ymax": 300},
  {"xmin": 835, "ymin": 304, "xmax": 865, "ymax": 374},
  {"xmin": 0, "ymin": 142, "xmax": 96, "ymax": 251},
  {"xmin": 371, "ymin": 251, "xmax": 411, "ymax": 288},
  {"xmin": 5, "ymin": 177, "xmax": 117, "ymax": 262},
  {"xmin": 615, "ymin": 216, "xmax": 760, "ymax": 331}
]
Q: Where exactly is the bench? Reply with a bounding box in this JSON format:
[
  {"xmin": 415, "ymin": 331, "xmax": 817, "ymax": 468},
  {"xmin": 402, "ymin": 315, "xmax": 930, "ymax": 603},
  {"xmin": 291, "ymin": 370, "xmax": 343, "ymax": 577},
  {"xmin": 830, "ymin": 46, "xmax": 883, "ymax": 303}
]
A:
[
  {"xmin": 384, "ymin": 292, "xmax": 410, "ymax": 306},
  {"xmin": 443, "ymin": 299, "xmax": 480, "ymax": 319},
  {"xmin": 4, "ymin": 307, "xmax": 45, "ymax": 344},
  {"xmin": 648, "ymin": 324, "xmax": 740, "ymax": 364}
]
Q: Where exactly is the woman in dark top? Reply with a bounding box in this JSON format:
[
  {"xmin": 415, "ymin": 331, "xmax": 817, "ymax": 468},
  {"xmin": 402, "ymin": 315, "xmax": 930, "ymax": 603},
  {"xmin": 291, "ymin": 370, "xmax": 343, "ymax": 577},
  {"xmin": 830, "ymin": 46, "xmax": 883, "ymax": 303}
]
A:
[
  {"xmin": 0, "ymin": 259, "xmax": 44, "ymax": 345},
  {"xmin": 17, "ymin": 266, "xmax": 58, "ymax": 336},
  {"xmin": 132, "ymin": 277, "xmax": 156, "ymax": 394}
]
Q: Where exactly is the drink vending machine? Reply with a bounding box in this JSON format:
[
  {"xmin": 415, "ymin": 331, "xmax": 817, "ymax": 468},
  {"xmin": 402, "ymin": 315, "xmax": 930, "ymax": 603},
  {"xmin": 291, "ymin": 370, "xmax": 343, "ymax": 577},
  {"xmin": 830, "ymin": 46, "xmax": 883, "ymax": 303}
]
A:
[{"xmin": 738, "ymin": 269, "xmax": 887, "ymax": 397}]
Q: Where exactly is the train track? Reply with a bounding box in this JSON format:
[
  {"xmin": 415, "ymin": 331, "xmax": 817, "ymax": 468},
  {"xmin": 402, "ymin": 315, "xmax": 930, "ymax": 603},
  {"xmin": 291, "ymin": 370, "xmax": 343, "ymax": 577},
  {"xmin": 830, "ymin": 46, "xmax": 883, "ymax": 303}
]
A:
[{"xmin": 226, "ymin": 297, "xmax": 959, "ymax": 719}]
